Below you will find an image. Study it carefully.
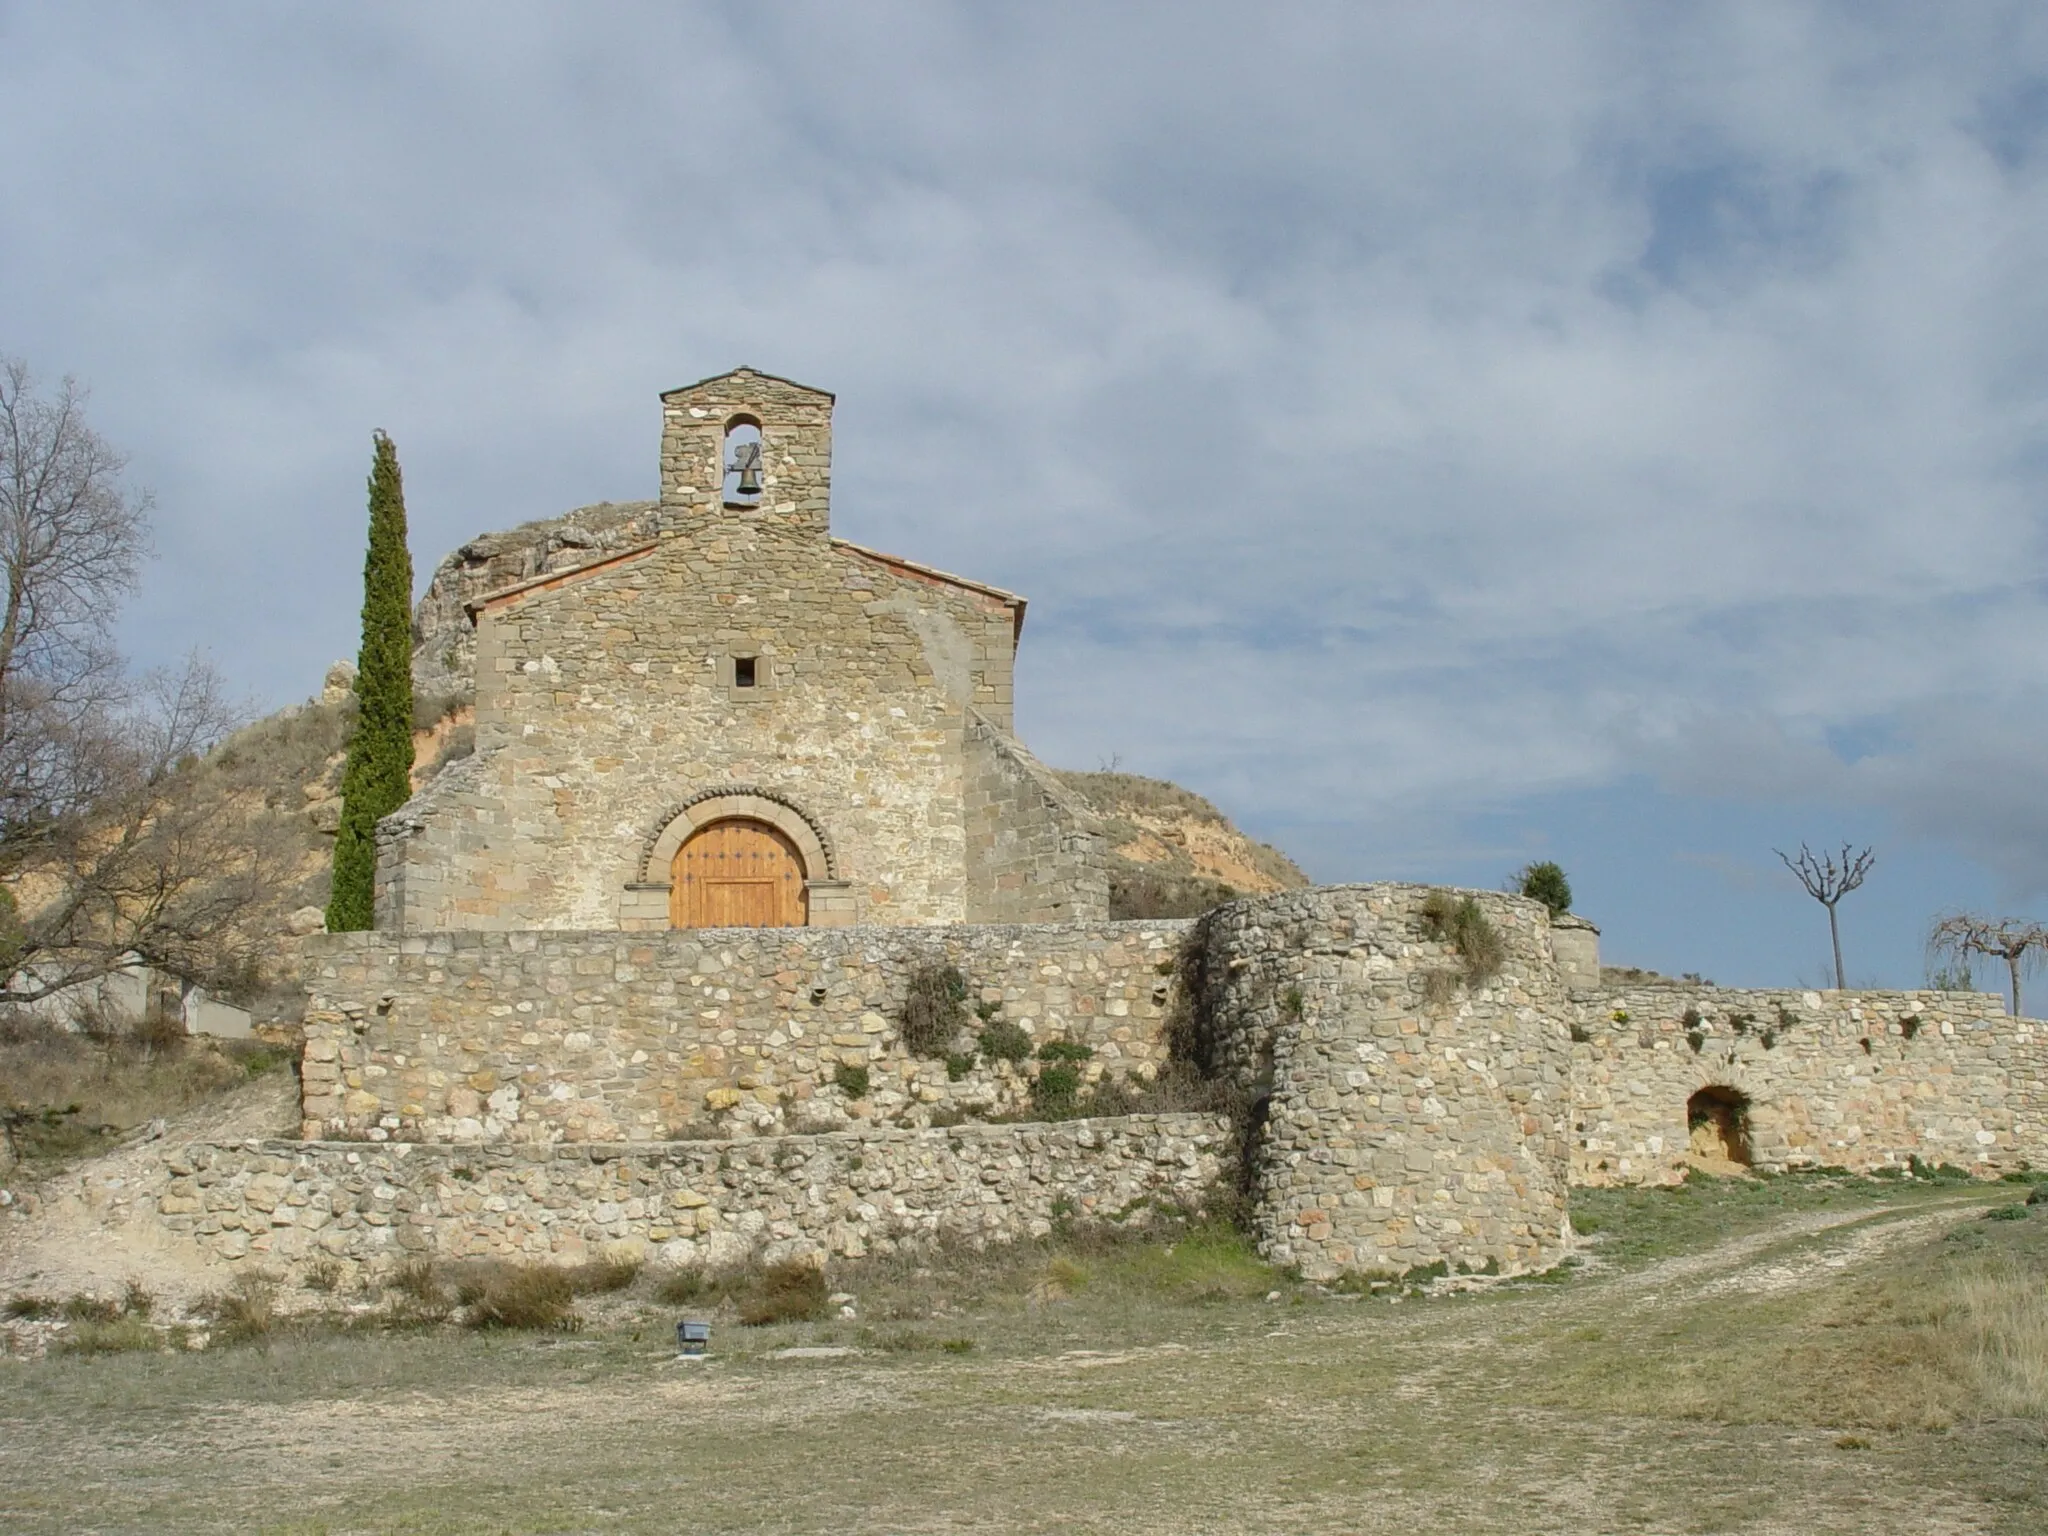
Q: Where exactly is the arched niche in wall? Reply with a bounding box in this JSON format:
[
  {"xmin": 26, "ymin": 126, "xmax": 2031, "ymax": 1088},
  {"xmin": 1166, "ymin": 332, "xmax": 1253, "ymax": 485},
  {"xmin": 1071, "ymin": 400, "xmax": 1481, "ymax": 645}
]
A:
[{"xmin": 1686, "ymin": 1085, "xmax": 1754, "ymax": 1167}]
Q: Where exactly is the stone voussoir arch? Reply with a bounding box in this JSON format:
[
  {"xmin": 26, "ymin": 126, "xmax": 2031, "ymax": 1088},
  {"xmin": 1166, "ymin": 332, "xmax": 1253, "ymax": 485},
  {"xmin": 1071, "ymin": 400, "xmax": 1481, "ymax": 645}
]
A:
[{"xmin": 641, "ymin": 787, "xmax": 836, "ymax": 884}]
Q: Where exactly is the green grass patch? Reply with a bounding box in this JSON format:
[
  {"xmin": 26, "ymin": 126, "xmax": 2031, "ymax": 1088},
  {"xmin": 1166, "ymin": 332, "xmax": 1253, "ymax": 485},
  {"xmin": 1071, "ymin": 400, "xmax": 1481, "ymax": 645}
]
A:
[{"xmin": 1569, "ymin": 1169, "xmax": 1975, "ymax": 1266}]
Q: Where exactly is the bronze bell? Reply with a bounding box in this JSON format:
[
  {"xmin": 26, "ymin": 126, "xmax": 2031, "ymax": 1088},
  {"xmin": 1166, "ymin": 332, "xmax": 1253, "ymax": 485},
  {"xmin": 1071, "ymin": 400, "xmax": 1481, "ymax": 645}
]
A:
[{"xmin": 729, "ymin": 441, "xmax": 763, "ymax": 498}]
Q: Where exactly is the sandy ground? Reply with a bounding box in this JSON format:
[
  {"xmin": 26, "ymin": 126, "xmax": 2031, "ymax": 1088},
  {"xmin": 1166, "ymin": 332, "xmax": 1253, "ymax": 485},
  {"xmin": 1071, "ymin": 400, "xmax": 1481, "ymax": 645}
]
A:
[{"xmin": 0, "ymin": 1072, "xmax": 298, "ymax": 1307}]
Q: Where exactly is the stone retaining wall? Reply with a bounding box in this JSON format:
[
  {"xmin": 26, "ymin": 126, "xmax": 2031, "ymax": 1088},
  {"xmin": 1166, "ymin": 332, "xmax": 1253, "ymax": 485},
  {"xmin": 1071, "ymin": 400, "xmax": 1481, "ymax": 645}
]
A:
[
  {"xmin": 1569, "ymin": 982, "xmax": 2044, "ymax": 1184},
  {"xmin": 302, "ymin": 922, "xmax": 1192, "ymax": 1143},
  {"xmin": 146, "ymin": 1113, "xmax": 1229, "ymax": 1288}
]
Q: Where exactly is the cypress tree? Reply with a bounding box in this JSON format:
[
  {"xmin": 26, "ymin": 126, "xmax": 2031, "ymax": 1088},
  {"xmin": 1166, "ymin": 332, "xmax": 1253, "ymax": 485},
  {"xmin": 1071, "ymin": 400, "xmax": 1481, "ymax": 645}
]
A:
[{"xmin": 326, "ymin": 431, "xmax": 416, "ymax": 931}]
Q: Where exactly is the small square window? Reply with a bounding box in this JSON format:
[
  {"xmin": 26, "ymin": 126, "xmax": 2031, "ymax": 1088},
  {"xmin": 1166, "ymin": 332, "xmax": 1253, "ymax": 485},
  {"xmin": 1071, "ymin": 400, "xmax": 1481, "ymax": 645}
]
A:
[{"xmin": 733, "ymin": 656, "xmax": 758, "ymax": 688}]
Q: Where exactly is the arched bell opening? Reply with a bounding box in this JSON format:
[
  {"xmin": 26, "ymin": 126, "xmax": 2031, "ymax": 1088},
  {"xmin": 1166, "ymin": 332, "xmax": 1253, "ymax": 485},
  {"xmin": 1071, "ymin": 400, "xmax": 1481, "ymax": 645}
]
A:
[
  {"xmin": 671, "ymin": 817, "xmax": 807, "ymax": 929},
  {"xmin": 1686, "ymin": 1085, "xmax": 1754, "ymax": 1168},
  {"xmin": 722, "ymin": 416, "xmax": 764, "ymax": 508}
]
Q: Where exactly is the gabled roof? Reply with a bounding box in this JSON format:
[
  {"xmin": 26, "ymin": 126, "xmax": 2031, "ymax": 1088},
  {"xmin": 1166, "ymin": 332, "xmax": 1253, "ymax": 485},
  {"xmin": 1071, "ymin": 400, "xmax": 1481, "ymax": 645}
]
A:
[
  {"xmin": 459, "ymin": 529, "xmax": 1029, "ymax": 646},
  {"xmin": 659, "ymin": 366, "xmax": 835, "ymax": 401},
  {"xmin": 464, "ymin": 541, "xmax": 661, "ymax": 619},
  {"xmin": 833, "ymin": 538, "xmax": 1028, "ymax": 642}
]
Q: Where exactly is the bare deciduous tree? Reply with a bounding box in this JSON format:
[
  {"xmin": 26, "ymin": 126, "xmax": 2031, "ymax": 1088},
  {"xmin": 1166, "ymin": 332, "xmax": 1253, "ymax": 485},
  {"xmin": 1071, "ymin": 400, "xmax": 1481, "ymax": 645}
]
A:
[
  {"xmin": 1775, "ymin": 843, "xmax": 1875, "ymax": 991},
  {"xmin": 0, "ymin": 356, "xmax": 297, "ymax": 1006},
  {"xmin": 1927, "ymin": 914, "xmax": 2047, "ymax": 1019}
]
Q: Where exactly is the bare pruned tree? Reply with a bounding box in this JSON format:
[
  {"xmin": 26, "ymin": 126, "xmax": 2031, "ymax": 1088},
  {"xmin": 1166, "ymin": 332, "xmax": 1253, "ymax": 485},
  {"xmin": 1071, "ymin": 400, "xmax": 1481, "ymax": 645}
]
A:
[
  {"xmin": 1927, "ymin": 914, "xmax": 2047, "ymax": 1019},
  {"xmin": 0, "ymin": 357, "xmax": 297, "ymax": 1007},
  {"xmin": 0, "ymin": 358, "xmax": 148, "ymax": 744},
  {"xmin": 1775, "ymin": 843, "xmax": 1875, "ymax": 991}
]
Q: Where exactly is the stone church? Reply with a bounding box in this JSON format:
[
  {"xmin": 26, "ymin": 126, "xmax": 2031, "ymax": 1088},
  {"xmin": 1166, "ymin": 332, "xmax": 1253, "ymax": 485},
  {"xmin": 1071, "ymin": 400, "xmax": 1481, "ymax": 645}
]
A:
[{"xmin": 375, "ymin": 368, "xmax": 1107, "ymax": 933}]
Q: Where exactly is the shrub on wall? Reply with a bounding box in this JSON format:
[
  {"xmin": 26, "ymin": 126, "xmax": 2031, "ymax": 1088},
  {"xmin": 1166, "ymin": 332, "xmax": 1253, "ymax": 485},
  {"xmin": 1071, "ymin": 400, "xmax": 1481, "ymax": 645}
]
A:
[
  {"xmin": 900, "ymin": 963, "xmax": 970, "ymax": 1057},
  {"xmin": 1515, "ymin": 861, "xmax": 1572, "ymax": 915},
  {"xmin": 833, "ymin": 1062, "xmax": 871, "ymax": 1099},
  {"xmin": 1419, "ymin": 890, "xmax": 1506, "ymax": 986},
  {"xmin": 1032, "ymin": 1063, "xmax": 1083, "ymax": 1117},
  {"xmin": 1036, "ymin": 1040, "xmax": 1094, "ymax": 1064},
  {"xmin": 978, "ymin": 1018, "xmax": 1033, "ymax": 1065}
]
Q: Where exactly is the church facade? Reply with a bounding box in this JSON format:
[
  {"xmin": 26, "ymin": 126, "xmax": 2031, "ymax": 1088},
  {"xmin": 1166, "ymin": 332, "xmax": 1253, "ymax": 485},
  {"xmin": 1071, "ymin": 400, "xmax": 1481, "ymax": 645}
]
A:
[{"xmin": 374, "ymin": 368, "xmax": 1107, "ymax": 933}]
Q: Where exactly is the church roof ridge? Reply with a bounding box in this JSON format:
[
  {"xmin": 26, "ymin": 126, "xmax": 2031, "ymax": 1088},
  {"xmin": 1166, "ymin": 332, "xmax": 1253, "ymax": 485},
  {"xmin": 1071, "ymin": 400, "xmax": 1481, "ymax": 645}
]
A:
[
  {"xmin": 463, "ymin": 539, "xmax": 662, "ymax": 619},
  {"xmin": 659, "ymin": 366, "xmax": 835, "ymax": 401},
  {"xmin": 832, "ymin": 538, "xmax": 1028, "ymax": 640}
]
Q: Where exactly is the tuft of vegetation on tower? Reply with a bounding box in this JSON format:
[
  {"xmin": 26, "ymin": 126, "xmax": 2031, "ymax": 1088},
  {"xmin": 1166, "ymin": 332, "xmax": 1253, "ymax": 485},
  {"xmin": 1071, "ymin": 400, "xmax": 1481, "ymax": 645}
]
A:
[
  {"xmin": 1516, "ymin": 860, "xmax": 1572, "ymax": 916},
  {"xmin": 326, "ymin": 432, "xmax": 416, "ymax": 931}
]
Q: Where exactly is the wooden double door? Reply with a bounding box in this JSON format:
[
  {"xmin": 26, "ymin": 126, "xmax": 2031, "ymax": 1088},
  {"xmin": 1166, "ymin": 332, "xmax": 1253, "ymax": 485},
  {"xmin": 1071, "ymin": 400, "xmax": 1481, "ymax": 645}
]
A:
[{"xmin": 670, "ymin": 818, "xmax": 809, "ymax": 928}]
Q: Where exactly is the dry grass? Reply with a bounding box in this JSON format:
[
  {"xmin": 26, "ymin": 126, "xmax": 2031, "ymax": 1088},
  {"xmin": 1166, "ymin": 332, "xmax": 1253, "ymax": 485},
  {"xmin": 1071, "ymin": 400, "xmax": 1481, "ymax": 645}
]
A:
[
  {"xmin": 1419, "ymin": 889, "xmax": 1506, "ymax": 986},
  {"xmin": 52, "ymin": 1316, "xmax": 161, "ymax": 1356},
  {"xmin": 734, "ymin": 1260, "xmax": 829, "ymax": 1326},
  {"xmin": 1538, "ymin": 1185, "xmax": 2048, "ymax": 1433},
  {"xmin": 200, "ymin": 1275, "xmax": 280, "ymax": 1348},
  {"xmin": 0, "ymin": 1021, "xmax": 286, "ymax": 1165},
  {"xmin": 455, "ymin": 1263, "xmax": 579, "ymax": 1331},
  {"xmin": 6, "ymin": 1184, "xmax": 2048, "ymax": 1533},
  {"xmin": 566, "ymin": 1255, "xmax": 645, "ymax": 1296},
  {"xmin": 1943, "ymin": 1251, "xmax": 2048, "ymax": 1416}
]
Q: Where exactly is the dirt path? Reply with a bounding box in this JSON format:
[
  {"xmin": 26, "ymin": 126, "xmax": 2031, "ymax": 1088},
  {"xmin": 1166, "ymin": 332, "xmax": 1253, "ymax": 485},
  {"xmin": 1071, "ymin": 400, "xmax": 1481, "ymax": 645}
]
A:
[{"xmin": 1598, "ymin": 1195, "xmax": 1989, "ymax": 1305}]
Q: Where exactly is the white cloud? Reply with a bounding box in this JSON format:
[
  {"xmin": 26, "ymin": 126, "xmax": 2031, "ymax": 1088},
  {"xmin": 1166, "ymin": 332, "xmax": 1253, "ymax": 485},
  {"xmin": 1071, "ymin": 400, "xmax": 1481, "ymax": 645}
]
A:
[{"xmin": 5, "ymin": 1, "xmax": 2048, "ymax": 910}]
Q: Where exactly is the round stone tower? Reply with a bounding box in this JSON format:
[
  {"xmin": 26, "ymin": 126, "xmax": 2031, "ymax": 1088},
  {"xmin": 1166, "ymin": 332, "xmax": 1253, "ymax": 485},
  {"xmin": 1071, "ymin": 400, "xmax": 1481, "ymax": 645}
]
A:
[{"xmin": 1189, "ymin": 884, "xmax": 1574, "ymax": 1279}]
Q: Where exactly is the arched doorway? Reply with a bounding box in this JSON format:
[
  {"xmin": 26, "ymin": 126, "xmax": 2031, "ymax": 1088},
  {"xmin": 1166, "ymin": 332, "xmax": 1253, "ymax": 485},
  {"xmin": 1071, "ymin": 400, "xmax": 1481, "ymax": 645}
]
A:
[
  {"xmin": 1687, "ymin": 1086, "xmax": 1753, "ymax": 1168},
  {"xmin": 670, "ymin": 818, "xmax": 808, "ymax": 928}
]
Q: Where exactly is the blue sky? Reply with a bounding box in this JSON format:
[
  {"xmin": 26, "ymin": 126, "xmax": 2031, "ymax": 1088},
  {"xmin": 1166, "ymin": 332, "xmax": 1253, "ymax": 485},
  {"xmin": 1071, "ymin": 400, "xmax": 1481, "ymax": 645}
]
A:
[{"xmin": 4, "ymin": 2, "xmax": 2048, "ymax": 988}]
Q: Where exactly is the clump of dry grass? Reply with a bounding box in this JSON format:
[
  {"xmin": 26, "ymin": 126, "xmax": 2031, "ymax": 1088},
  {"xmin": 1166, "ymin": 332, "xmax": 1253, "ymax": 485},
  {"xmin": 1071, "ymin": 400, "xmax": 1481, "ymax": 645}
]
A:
[
  {"xmin": 1419, "ymin": 890, "xmax": 1506, "ymax": 988},
  {"xmin": 1923, "ymin": 1252, "xmax": 2048, "ymax": 1419},
  {"xmin": 55, "ymin": 1316, "xmax": 161, "ymax": 1356},
  {"xmin": 735, "ymin": 1261, "xmax": 829, "ymax": 1326},
  {"xmin": 201, "ymin": 1275, "xmax": 279, "ymax": 1349},
  {"xmin": 456, "ymin": 1264, "xmax": 579, "ymax": 1331},
  {"xmin": 565, "ymin": 1255, "xmax": 644, "ymax": 1295},
  {"xmin": 1079, "ymin": 1062, "xmax": 1241, "ymax": 1119},
  {"xmin": 382, "ymin": 1257, "xmax": 453, "ymax": 1323}
]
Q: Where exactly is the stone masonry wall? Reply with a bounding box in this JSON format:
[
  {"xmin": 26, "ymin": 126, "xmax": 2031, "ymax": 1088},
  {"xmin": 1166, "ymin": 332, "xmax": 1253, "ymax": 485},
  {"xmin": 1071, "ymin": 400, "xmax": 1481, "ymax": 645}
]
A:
[
  {"xmin": 962, "ymin": 711, "xmax": 1110, "ymax": 924},
  {"xmin": 82, "ymin": 1114, "xmax": 1231, "ymax": 1290},
  {"xmin": 379, "ymin": 526, "xmax": 1008, "ymax": 930},
  {"xmin": 375, "ymin": 368, "xmax": 1103, "ymax": 932},
  {"xmin": 302, "ymin": 922, "xmax": 1191, "ymax": 1143},
  {"xmin": 1569, "ymin": 981, "xmax": 2047, "ymax": 1185},
  {"xmin": 1189, "ymin": 885, "xmax": 1574, "ymax": 1280}
]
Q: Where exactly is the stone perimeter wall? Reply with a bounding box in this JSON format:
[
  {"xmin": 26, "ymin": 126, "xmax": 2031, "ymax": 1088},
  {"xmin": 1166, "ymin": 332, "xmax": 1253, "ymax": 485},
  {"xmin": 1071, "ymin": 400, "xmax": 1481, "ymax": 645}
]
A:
[
  {"xmin": 107, "ymin": 1115, "xmax": 1230, "ymax": 1289},
  {"xmin": 1180, "ymin": 884, "xmax": 2048, "ymax": 1278},
  {"xmin": 302, "ymin": 922, "xmax": 1191, "ymax": 1144},
  {"xmin": 275, "ymin": 884, "xmax": 2048, "ymax": 1288},
  {"xmin": 1568, "ymin": 981, "xmax": 2042, "ymax": 1185}
]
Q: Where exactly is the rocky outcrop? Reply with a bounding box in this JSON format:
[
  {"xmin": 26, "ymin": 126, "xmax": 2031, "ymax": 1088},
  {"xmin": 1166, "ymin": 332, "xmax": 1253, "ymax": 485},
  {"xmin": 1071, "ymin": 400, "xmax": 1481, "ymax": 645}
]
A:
[
  {"xmin": 1056, "ymin": 769, "xmax": 1309, "ymax": 919},
  {"xmin": 410, "ymin": 500, "xmax": 659, "ymax": 702}
]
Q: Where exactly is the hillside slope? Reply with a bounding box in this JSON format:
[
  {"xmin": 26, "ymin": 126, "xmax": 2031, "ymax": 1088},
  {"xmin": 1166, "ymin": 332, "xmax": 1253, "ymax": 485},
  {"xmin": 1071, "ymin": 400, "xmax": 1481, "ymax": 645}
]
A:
[{"xmin": 1056, "ymin": 770, "xmax": 1309, "ymax": 919}]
